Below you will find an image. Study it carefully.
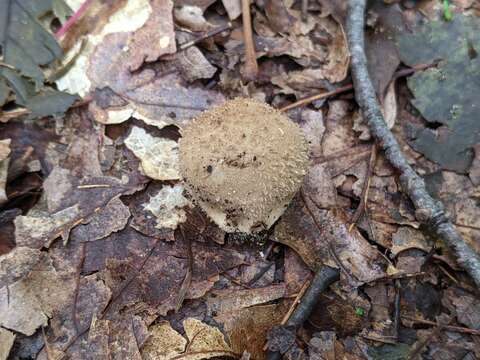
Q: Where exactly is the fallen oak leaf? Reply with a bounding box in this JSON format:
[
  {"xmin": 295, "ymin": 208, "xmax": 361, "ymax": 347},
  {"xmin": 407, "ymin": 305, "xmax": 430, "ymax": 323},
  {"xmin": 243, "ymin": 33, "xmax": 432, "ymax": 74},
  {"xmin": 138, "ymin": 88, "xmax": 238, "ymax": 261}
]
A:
[
  {"xmin": 142, "ymin": 318, "xmax": 236, "ymax": 360},
  {"xmin": 0, "ymin": 252, "xmax": 74, "ymax": 336}
]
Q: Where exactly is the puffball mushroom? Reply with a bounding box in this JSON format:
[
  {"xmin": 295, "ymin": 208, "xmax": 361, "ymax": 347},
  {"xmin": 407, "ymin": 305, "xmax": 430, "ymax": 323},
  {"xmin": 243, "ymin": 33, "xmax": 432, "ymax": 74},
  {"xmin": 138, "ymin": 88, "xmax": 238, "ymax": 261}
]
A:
[{"xmin": 179, "ymin": 98, "xmax": 309, "ymax": 233}]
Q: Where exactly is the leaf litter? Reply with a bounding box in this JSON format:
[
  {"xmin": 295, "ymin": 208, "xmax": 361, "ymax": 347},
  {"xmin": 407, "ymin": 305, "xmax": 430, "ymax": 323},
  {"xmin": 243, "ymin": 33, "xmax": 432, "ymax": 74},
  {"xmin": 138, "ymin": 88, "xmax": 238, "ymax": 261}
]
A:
[{"xmin": 0, "ymin": 1, "xmax": 480, "ymax": 360}]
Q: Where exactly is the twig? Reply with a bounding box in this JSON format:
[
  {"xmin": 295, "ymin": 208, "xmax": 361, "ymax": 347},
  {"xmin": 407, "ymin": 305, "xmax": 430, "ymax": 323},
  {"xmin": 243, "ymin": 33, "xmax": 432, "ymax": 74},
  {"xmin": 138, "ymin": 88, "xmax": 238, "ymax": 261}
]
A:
[
  {"xmin": 266, "ymin": 266, "xmax": 340, "ymax": 360},
  {"xmin": 393, "ymin": 280, "xmax": 401, "ymax": 341},
  {"xmin": 55, "ymin": 0, "xmax": 94, "ymax": 39},
  {"xmin": 347, "ymin": 0, "xmax": 480, "ymax": 288},
  {"xmin": 279, "ymin": 84, "xmax": 353, "ymax": 112},
  {"xmin": 401, "ymin": 315, "xmax": 480, "ymax": 336},
  {"xmin": 361, "ymin": 335, "xmax": 397, "ymax": 345},
  {"xmin": 61, "ymin": 237, "xmax": 161, "ymax": 353},
  {"xmin": 278, "ymin": 64, "xmax": 433, "ymax": 113},
  {"xmin": 72, "ymin": 242, "xmax": 86, "ymax": 334},
  {"xmin": 179, "ymin": 23, "xmax": 233, "ymax": 50},
  {"xmin": 280, "ymin": 277, "xmax": 311, "ymax": 325},
  {"xmin": 241, "ymin": 0, "xmax": 258, "ymax": 81},
  {"xmin": 349, "ymin": 143, "xmax": 377, "ymax": 231},
  {"xmin": 175, "ymin": 225, "xmax": 193, "ymax": 312}
]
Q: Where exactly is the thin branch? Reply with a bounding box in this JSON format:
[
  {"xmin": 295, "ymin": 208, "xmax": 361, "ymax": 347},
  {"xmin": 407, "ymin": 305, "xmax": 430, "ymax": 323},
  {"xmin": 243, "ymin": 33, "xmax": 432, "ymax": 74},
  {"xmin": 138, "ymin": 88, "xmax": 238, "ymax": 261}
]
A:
[
  {"xmin": 72, "ymin": 242, "xmax": 86, "ymax": 334},
  {"xmin": 241, "ymin": 0, "xmax": 258, "ymax": 81},
  {"xmin": 278, "ymin": 64, "xmax": 433, "ymax": 113},
  {"xmin": 279, "ymin": 84, "xmax": 353, "ymax": 112},
  {"xmin": 179, "ymin": 23, "xmax": 233, "ymax": 50},
  {"xmin": 266, "ymin": 266, "xmax": 340, "ymax": 360},
  {"xmin": 347, "ymin": 0, "xmax": 480, "ymax": 288},
  {"xmin": 402, "ymin": 315, "xmax": 480, "ymax": 336},
  {"xmin": 349, "ymin": 143, "xmax": 377, "ymax": 231},
  {"xmin": 175, "ymin": 225, "xmax": 193, "ymax": 312}
]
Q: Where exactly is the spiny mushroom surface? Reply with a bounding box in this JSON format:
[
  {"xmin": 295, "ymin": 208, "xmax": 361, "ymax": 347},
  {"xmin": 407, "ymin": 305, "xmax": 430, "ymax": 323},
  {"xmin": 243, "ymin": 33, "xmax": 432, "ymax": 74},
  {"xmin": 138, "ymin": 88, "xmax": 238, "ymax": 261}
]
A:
[{"xmin": 179, "ymin": 98, "xmax": 309, "ymax": 233}]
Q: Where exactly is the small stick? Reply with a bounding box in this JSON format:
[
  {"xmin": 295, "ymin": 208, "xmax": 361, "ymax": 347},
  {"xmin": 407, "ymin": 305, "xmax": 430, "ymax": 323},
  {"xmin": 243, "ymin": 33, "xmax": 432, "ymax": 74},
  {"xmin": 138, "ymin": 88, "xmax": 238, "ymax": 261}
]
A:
[
  {"xmin": 349, "ymin": 143, "xmax": 377, "ymax": 231},
  {"xmin": 179, "ymin": 23, "xmax": 233, "ymax": 50},
  {"xmin": 347, "ymin": 0, "xmax": 480, "ymax": 287},
  {"xmin": 266, "ymin": 266, "xmax": 339, "ymax": 360},
  {"xmin": 392, "ymin": 280, "xmax": 401, "ymax": 341},
  {"xmin": 279, "ymin": 84, "xmax": 353, "ymax": 112},
  {"xmin": 241, "ymin": 0, "xmax": 258, "ymax": 81},
  {"xmin": 77, "ymin": 184, "xmax": 111, "ymax": 189},
  {"xmin": 402, "ymin": 315, "xmax": 480, "ymax": 336},
  {"xmin": 175, "ymin": 225, "xmax": 193, "ymax": 311},
  {"xmin": 278, "ymin": 64, "xmax": 434, "ymax": 113},
  {"xmin": 361, "ymin": 335, "xmax": 398, "ymax": 345},
  {"xmin": 280, "ymin": 277, "xmax": 311, "ymax": 325}
]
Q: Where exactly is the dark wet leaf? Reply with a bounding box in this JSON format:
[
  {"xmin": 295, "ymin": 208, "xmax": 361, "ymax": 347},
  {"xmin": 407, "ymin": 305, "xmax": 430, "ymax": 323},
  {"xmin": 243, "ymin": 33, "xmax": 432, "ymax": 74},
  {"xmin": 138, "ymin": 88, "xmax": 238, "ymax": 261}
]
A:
[
  {"xmin": 24, "ymin": 89, "xmax": 78, "ymax": 117},
  {"xmin": 368, "ymin": 343, "xmax": 411, "ymax": 360},
  {"xmin": 398, "ymin": 15, "xmax": 480, "ymax": 172},
  {"xmin": 0, "ymin": 78, "xmax": 9, "ymax": 106},
  {"xmin": 0, "ymin": 0, "xmax": 62, "ymax": 87},
  {"xmin": 0, "ymin": 0, "xmax": 76, "ymax": 118}
]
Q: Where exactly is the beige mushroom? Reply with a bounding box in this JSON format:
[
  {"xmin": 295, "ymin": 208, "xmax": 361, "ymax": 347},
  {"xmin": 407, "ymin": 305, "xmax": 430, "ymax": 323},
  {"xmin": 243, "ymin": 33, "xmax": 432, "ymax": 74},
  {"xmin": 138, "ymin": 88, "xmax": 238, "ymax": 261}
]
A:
[{"xmin": 179, "ymin": 98, "xmax": 309, "ymax": 233}]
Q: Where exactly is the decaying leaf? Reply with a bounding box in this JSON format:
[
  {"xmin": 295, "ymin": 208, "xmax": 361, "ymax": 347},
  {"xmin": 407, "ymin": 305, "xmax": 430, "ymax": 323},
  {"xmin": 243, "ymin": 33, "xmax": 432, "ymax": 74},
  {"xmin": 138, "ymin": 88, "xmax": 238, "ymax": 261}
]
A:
[
  {"xmin": 0, "ymin": 328, "xmax": 15, "ymax": 360},
  {"xmin": 391, "ymin": 227, "xmax": 432, "ymax": 257},
  {"xmin": 0, "ymin": 247, "xmax": 42, "ymax": 288},
  {"xmin": 124, "ymin": 0, "xmax": 176, "ymax": 72},
  {"xmin": 0, "ymin": 252, "xmax": 73, "ymax": 336},
  {"xmin": 142, "ymin": 318, "xmax": 233, "ymax": 360},
  {"xmin": 0, "ymin": 139, "xmax": 11, "ymax": 205},
  {"xmin": 124, "ymin": 126, "xmax": 180, "ymax": 181},
  {"xmin": 142, "ymin": 321, "xmax": 187, "ymax": 359},
  {"xmin": 275, "ymin": 195, "xmax": 387, "ymax": 284},
  {"xmin": 0, "ymin": 0, "xmax": 77, "ymax": 117},
  {"xmin": 216, "ymin": 303, "xmax": 287, "ymax": 360},
  {"xmin": 398, "ymin": 15, "xmax": 480, "ymax": 173}
]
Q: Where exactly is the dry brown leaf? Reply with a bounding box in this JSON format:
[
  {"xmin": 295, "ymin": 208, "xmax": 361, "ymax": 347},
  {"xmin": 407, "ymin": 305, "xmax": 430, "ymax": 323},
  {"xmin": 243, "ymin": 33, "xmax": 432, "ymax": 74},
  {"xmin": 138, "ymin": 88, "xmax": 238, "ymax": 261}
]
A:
[
  {"xmin": 216, "ymin": 303, "xmax": 287, "ymax": 360},
  {"xmin": 176, "ymin": 46, "xmax": 217, "ymax": 83},
  {"xmin": 206, "ymin": 284, "xmax": 286, "ymax": 316},
  {"xmin": 57, "ymin": 0, "xmax": 154, "ymax": 96},
  {"xmin": 275, "ymin": 195, "xmax": 387, "ymax": 285},
  {"xmin": 0, "ymin": 247, "xmax": 42, "ymax": 288},
  {"xmin": 284, "ymin": 248, "xmax": 311, "ymax": 297},
  {"xmin": 125, "ymin": 0, "xmax": 176, "ymax": 72},
  {"xmin": 0, "ymin": 253, "xmax": 73, "ymax": 336},
  {"xmin": 174, "ymin": 5, "xmax": 213, "ymax": 32},
  {"xmin": 299, "ymin": 109, "xmax": 325, "ymax": 158},
  {"xmin": 391, "ymin": 227, "xmax": 432, "ymax": 257},
  {"xmin": 0, "ymin": 328, "xmax": 15, "ymax": 360},
  {"xmin": 442, "ymin": 287, "xmax": 480, "ymax": 330},
  {"xmin": 0, "ymin": 139, "xmax": 11, "ymax": 205},
  {"xmin": 141, "ymin": 183, "xmax": 190, "ymax": 230},
  {"xmin": 182, "ymin": 318, "xmax": 234, "ymax": 359},
  {"xmin": 222, "ymin": 0, "xmax": 242, "ymax": 20},
  {"xmin": 142, "ymin": 318, "xmax": 233, "ymax": 360},
  {"xmin": 71, "ymin": 197, "xmax": 130, "ymax": 242},
  {"xmin": 14, "ymin": 205, "xmax": 82, "ymax": 248},
  {"xmin": 87, "ymin": 32, "xmax": 224, "ymax": 129},
  {"xmin": 142, "ymin": 321, "xmax": 187, "ymax": 360},
  {"xmin": 469, "ymin": 144, "xmax": 480, "ymax": 186}
]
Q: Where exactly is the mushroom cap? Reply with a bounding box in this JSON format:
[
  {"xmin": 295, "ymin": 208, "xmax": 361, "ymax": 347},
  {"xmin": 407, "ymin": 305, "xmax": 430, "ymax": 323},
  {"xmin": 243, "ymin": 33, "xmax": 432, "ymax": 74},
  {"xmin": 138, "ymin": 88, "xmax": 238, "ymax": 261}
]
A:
[{"xmin": 179, "ymin": 98, "xmax": 309, "ymax": 233}]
